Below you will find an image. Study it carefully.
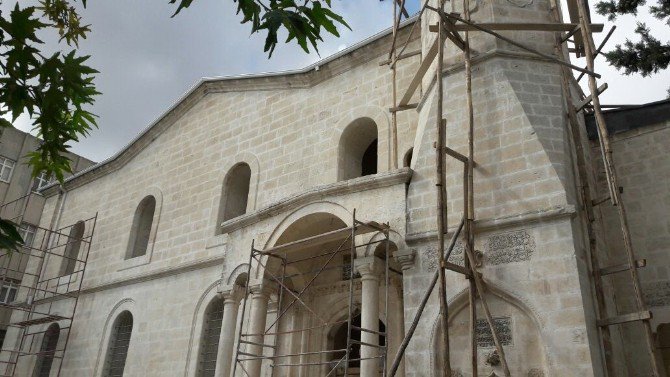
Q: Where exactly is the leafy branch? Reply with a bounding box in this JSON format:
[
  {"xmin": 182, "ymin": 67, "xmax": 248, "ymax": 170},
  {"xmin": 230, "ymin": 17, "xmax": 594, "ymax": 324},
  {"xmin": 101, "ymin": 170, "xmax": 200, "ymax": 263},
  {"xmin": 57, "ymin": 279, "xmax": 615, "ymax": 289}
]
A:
[{"xmin": 168, "ymin": 0, "xmax": 350, "ymax": 57}]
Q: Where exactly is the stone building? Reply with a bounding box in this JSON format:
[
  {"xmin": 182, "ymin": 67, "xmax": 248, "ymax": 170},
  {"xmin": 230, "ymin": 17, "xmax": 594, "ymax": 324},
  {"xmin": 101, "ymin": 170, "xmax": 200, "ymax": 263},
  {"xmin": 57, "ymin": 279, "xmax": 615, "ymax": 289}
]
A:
[
  {"xmin": 0, "ymin": 127, "xmax": 95, "ymax": 347},
  {"xmin": 0, "ymin": 0, "xmax": 669, "ymax": 375}
]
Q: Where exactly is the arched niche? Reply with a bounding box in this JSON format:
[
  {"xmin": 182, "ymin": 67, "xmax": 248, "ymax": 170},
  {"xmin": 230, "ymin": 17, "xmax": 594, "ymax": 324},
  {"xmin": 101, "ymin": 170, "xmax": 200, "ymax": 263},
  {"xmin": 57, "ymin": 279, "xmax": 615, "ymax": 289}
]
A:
[
  {"xmin": 431, "ymin": 287, "xmax": 547, "ymax": 376},
  {"xmin": 126, "ymin": 195, "xmax": 156, "ymax": 259},
  {"xmin": 60, "ymin": 220, "xmax": 85, "ymax": 276},
  {"xmin": 338, "ymin": 117, "xmax": 379, "ymax": 181},
  {"xmin": 216, "ymin": 162, "xmax": 252, "ymax": 235}
]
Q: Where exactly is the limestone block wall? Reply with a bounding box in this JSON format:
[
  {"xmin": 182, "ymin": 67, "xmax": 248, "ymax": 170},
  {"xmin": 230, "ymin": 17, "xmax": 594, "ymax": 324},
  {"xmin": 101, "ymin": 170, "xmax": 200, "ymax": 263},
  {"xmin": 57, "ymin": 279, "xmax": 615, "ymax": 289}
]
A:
[{"xmin": 592, "ymin": 119, "xmax": 670, "ymax": 376}]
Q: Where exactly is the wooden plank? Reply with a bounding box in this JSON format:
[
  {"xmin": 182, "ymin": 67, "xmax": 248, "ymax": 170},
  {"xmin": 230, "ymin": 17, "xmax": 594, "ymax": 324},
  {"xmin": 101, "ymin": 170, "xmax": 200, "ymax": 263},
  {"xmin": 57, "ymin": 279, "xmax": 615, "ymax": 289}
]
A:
[
  {"xmin": 576, "ymin": 83, "xmax": 608, "ymax": 112},
  {"xmin": 379, "ymin": 49, "xmax": 422, "ymax": 66},
  {"xmin": 260, "ymin": 222, "xmax": 383, "ymax": 255},
  {"xmin": 442, "ymin": 261, "xmax": 471, "ymax": 277},
  {"xmin": 597, "ymin": 310, "xmax": 652, "ymax": 327},
  {"xmin": 389, "ymin": 103, "xmax": 419, "ymax": 112},
  {"xmin": 429, "ymin": 22, "xmax": 604, "ymax": 32},
  {"xmin": 399, "ymin": 37, "xmax": 441, "ymax": 106},
  {"xmin": 443, "ymin": 146, "xmax": 468, "ymax": 163},
  {"xmin": 599, "ymin": 259, "xmax": 646, "ymax": 276}
]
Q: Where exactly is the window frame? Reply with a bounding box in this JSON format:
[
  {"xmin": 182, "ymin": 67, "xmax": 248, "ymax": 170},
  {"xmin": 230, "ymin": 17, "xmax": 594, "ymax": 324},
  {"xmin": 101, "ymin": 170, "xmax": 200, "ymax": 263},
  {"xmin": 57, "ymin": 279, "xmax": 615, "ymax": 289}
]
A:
[{"xmin": 0, "ymin": 156, "xmax": 16, "ymax": 183}]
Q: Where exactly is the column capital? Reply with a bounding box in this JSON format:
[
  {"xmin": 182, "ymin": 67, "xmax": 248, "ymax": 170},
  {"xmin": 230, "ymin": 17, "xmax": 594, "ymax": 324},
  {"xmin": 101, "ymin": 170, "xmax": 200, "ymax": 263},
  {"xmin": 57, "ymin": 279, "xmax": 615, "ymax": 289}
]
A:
[
  {"xmin": 394, "ymin": 248, "xmax": 416, "ymax": 271},
  {"xmin": 249, "ymin": 283, "xmax": 275, "ymax": 298},
  {"xmin": 355, "ymin": 256, "xmax": 383, "ymax": 280},
  {"xmin": 221, "ymin": 284, "xmax": 245, "ymax": 304}
]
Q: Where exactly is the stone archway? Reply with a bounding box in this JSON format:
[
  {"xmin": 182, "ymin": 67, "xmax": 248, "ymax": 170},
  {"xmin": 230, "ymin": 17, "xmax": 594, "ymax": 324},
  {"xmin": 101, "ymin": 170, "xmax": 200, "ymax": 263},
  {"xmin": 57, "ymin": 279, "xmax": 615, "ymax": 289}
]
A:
[{"xmin": 431, "ymin": 287, "xmax": 547, "ymax": 376}]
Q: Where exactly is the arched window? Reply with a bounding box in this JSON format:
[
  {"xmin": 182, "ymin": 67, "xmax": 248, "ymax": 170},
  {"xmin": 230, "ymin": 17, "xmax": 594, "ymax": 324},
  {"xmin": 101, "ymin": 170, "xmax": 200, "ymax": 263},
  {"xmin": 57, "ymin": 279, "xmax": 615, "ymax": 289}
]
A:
[
  {"xmin": 330, "ymin": 314, "xmax": 385, "ymax": 370},
  {"xmin": 197, "ymin": 297, "xmax": 224, "ymax": 376},
  {"xmin": 338, "ymin": 118, "xmax": 378, "ymax": 181},
  {"xmin": 103, "ymin": 311, "xmax": 133, "ymax": 377},
  {"xmin": 60, "ymin": 221, "xmax": 84, "ymax": 276},
  {"xmin": 403, "ymin": 148, "xmax": 413, "ymax": 168},
  {"xmin": 216, "ymin": 163, "xmax": 251, "ymax": 234},
  {"xmin": 33, "ymin": 323, "xmax": 59, "ymax": 377},
  {"xmin": 126, "ymin": 196, "xmax": 156, "ymax": 259}
]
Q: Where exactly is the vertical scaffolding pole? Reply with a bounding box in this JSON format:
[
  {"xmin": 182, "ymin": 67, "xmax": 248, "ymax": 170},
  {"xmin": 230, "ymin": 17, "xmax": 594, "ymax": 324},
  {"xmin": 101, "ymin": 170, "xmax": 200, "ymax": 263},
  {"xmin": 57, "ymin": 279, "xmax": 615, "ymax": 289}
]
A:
[
  {"xmin": 575, "ymin": 0, "xmax": 660, "ymax": 374},
  {"xmin": 434, "ymin": 2, "xmax": 452, "ymax": 376}
]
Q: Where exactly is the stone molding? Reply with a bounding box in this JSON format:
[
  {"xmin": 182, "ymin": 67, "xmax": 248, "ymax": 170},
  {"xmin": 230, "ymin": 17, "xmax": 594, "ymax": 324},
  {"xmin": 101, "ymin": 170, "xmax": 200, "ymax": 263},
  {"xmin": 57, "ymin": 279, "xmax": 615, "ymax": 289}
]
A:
[
  {"xmin": 406, "ymin": 205, "xmax": 576, "ymax": 244},
  {"xmin": 220, "ymin": 168, "xmax": 412, "ymax": 234},
  {"xmin": 355, "ymin": 256, "xmax": 384, "ymax": 280},
  {"xmin": 221, "ymin": 284, "xmax": 245, "ymax": 303},
  {"xmin": 80, "ymin": 255, "xmax": 224, "ymax": 295}
]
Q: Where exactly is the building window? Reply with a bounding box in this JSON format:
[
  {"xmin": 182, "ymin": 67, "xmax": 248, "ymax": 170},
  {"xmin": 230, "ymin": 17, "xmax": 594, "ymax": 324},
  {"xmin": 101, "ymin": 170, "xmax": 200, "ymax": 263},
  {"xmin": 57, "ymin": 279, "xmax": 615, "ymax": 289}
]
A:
[
  {"xmin": 31, "ymin": 171, "xmax": 55, "ymax": 192},
  {"xmin": 0, "ymin": 156, "xmax": 15, "ymax": 183},
  {"xmin": 126, "ymin": 196, "xmax": 156, "ymax": 259},
  {"xmin": 34, "ymin": 323, "xmax": 60, "ymax": 377},
  {"xmin": 197, "ymin": 298, "xmax": 224, "ymax": 377},
  {"xmin": 0, "ymin": 280, "xmax": 19, "ymax": 304},
  {"xmin": 103, "ymin": 311, "xmax": 133, "ymax": 377},
  {"xmin": 18, "ymin": 223, "xmax": 37, "ymax": 248},
  {"xmin": 60, "ymin": 221, "xmax": 85, "ymax": 276},
  {"xmin": 338, "ymin": 118, "xmax": 378, "ymax": 181},
  {"xmin": 216, "ymin": 163, "xmax": 251, "ymax": 234}
]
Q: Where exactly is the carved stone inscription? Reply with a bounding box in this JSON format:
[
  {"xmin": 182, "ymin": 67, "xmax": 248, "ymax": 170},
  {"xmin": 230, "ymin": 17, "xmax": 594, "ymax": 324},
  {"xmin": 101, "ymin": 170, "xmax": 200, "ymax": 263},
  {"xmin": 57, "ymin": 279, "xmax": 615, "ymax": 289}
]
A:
[
  {"xmin": 643, "ymin": 281, "xmax": 670, "ymax": 307},
  {"xmin": 476, "ymin": 317, "xmax": 513, "ymax": 347},
  {"xmin": 485, "ymin": 230, "xmax": 535, "ymax": 265}
]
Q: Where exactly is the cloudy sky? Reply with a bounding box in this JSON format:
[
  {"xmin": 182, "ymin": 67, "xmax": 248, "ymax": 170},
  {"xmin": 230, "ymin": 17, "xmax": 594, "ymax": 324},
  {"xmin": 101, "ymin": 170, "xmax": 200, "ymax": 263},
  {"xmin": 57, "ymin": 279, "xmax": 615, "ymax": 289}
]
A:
[{"xmin": 3, "ymin": 0, "xmax": 668, "ymax": 162}]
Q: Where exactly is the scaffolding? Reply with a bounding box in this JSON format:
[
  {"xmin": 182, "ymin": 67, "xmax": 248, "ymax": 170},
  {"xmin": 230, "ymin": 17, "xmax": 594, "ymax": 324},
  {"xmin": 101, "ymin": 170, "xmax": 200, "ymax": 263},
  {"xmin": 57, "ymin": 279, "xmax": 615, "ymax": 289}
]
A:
[
  {"xmin": 233, "ymin": 211, "xmax": 393, "ymax": 376},
  {"xmin": 384, "ymin": 0, "xmax": 660, "ymax": 376},
  {"xmin": 0, "ymin": 193, "xmax": 97, "ymax": 377}
]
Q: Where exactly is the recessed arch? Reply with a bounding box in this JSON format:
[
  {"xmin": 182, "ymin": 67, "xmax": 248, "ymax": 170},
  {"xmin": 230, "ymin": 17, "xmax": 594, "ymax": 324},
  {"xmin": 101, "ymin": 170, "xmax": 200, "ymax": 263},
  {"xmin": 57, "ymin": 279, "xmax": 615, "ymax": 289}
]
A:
[
  {"xmin": 403, "ymin": 147, "xmax": 413, "ymax": 168},
  {"xmin": 102, "ymin": 311, "xmax": 134, "ymax": 377},
  {"xmin": 338, "ymin": 117, "xmax": 379, "ymax": 181},
  {"xmin": 126, "ymin": 195, "xmax": 156, "ymax": 259},
  {"xmin": 430, "ymin": 285, "xmax": 548, "ymax": 376},
  {"xmin": 60, "ymin": 220, "xmax": 85, "ymax": 276},
  {"xmin": 216, "ymin": 162, "xmax": 252, "ymax": 234},
  {"xmin": 33, "ymin": 323, "xmax": 60, "ymax": 377}
]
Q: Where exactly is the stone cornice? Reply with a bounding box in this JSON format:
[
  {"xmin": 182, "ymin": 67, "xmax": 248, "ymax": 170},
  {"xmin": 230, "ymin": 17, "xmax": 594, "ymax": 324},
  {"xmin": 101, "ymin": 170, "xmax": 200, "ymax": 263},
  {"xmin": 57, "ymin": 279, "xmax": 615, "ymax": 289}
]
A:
[
  {"xmin": 77, "ymin": 255, "xmax": 224, "ymax": 295},
  {"xmin": 220, "ymin": 168, "xmax": 413, "ymax": 234},
  {"xmin": 42, "ymin": 18, "xmax": 420, "ymax": 197},
  {"xmin": 406, "ymin": 205, "xmax": 577, "ymax": 244}
]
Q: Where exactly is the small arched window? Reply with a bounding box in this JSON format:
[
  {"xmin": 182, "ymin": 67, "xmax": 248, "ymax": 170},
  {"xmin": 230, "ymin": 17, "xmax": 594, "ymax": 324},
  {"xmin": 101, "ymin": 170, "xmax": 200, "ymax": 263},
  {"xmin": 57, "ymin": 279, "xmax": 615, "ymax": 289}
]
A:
[
  {"xmin": 33, "ymin": 323, "xmax": 60, "ymax": 377},
  {"xmin": 338, "ymin": 118, "xmax": 378, "ymax": 181},
  {"xmin": 103, "ymin": 311, "xmax": 133, "ymax": 377},
  {"xmin": 126, "ymin": 196, "xmax": 156, "ymax": 259},
  {"xmin": 61, "ymin": 221, "xmax": 84, "ymax": 276},
  {"xmin": 197, "ymin": 297, "xmax": 224, "ymax": 376},
  {"xmin": 216, "ymin": 163, "xmax": 251, "ymax": 234}
]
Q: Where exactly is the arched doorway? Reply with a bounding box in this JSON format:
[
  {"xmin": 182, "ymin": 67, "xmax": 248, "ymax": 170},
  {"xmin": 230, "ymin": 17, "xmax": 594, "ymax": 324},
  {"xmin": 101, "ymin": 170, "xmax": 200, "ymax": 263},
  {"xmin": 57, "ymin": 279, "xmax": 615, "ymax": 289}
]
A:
[{"xmin": 329, "ymin": 313, "xmax": 386, "ymax": 375}]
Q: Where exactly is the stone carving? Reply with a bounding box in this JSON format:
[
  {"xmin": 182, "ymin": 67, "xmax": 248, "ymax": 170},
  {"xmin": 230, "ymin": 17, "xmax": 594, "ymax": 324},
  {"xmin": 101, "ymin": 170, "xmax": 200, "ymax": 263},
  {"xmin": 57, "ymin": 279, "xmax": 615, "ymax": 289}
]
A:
[
  {"xmin": 527, "ymin": 368, "xmax": 545, "ymax": 377},
  {"xmin": 424, "ymin": 242, "xmax": 465, "ymax": 270},
  {"xmin": 485, "ymin": 230, "xmax": 535, "ymax": 265},
  {"xmin": 643, "ymin": 281, "xmax": 670, "ymax": 307},
  {"xmin": 506, "ymin": 0, "xmax": 534, "ymax": 7},
  {"xmin": 312, "ymin": 280, "xmax": 362, "ymax": 296},
  {"xmin": 423, "ymin": 247, "xmax": 439, "ymax": 271},
  {"xmin": 476, "ymin": 317, "xmax": 512, "ymax": 347}
]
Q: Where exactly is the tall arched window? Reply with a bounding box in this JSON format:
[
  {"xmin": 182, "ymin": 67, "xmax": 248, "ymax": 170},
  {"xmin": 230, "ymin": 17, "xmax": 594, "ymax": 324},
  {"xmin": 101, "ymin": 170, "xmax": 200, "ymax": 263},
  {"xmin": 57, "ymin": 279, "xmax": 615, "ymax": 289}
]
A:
[
  {"xmin": 103, "ymin": 311, "xmax": 133, "ymax": 377},
  {"xmin": 338, "ymin": 118, "xmax": 378, "ymax": 181},
  {"xmin": 197, "ymin": 297, "xmax": 224, "ymax": 376},
  {"xmin": 33, "ymin": 323, "xmax": 59, "ymax": 377},
  {"xmin": 216, "ymin": 163, "xmax": 251, "ymax": 234},
  {"xmin": 60, "ymin": 221, "xmax": 84, "ymax": 276},
  {"xmin": 330, "ymin": 314, "xmax": 385, "ymax": 370},
  {"xmin": 126, "ymin": 196, "xmax": 156, "ymax": 259}
]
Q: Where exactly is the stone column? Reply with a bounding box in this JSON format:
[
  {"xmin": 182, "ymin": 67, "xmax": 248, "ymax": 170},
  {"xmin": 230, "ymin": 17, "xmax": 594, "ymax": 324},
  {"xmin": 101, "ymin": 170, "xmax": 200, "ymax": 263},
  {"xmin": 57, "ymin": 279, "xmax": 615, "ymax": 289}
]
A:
[
  {"xmin": 215, "ymin": 285, "xmax": 244, "ymax": 377},
  {"xmin": 356, "ymin": 257, "xmax": 382, "ymax": 377},
  {"xmin": 245, "ymin": 284, "xmax": 272, "ymax": 377}
]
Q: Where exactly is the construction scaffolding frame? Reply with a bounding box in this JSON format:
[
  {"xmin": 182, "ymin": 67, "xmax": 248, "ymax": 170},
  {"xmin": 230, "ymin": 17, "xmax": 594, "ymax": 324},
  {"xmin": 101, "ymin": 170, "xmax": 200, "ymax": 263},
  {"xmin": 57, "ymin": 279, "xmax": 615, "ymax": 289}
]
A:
[
  {"xmin": 232, "ymin": 211, "xmax": 393, "ymax": 377},
  {"xmin": 0, "ymin": 193, "xmax": 97, "ymax": 377},
  {"xmin": 384, "ymin": 0, "xmax": 660, "ymax": 375}
]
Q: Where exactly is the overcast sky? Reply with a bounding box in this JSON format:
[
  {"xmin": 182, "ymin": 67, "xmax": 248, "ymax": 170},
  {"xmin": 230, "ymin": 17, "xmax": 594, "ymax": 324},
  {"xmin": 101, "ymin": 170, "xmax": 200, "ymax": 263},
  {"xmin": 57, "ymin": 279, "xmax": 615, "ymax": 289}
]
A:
[{"xmin": 3, "ymin": 0, "xmax": 668, "ymax": 162}]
